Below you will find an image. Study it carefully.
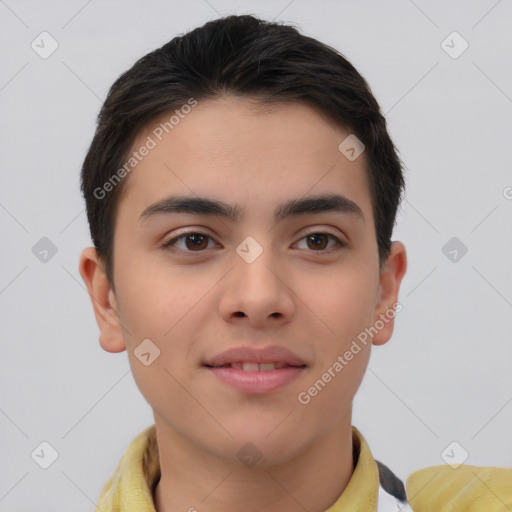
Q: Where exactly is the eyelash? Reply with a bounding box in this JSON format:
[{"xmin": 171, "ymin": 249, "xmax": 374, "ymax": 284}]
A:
[{"xmin": 160, "ymin": 230, "xmax": 345, "ymax": 255}]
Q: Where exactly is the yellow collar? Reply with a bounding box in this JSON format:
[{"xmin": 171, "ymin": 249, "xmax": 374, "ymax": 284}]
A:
[
  {"xmin": 96, "ymin": 425, "xmax": 380, "ymax": 511},
  {"xmin": 326, "ymin": 426, "xmax": 380, "ymax": 511}
]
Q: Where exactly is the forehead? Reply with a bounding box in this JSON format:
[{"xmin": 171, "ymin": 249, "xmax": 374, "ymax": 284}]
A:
[{"xmin": 115, "ymin": 95, "xmax": 373, "ymax": 225}]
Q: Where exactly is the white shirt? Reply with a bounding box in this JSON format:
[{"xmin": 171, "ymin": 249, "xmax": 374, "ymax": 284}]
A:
[{"xmin": 378, "ymin": 485, "xmax": 413, "ymax": 511}]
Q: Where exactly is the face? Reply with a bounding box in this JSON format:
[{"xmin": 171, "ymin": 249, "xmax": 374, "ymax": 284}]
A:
[{"xmin": 80, "ymin": 95, "xmax": 406, "ymax": 466}]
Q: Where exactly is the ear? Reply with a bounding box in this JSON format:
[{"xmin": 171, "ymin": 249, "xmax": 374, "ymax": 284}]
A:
[
  {"xmin": 79, "ymin": 247, "xmax": 127, "ymax": 353},
  {"xmin": 371, "ymin": 241, "xmax": 407, "ymax": 346}
]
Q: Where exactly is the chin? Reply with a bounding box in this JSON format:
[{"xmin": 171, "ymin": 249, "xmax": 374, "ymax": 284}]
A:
[{"xmin": 226, "ymin": 423, "xmax": 315, "ymax": 463}]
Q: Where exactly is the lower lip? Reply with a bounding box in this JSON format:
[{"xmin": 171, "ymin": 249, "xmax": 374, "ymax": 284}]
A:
[{"xmin": 205, "ymin": 366, "xmax": 305, "ymax": 394}]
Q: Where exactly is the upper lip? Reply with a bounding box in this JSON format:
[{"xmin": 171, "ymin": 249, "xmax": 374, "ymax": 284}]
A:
[{"xmin": 204, "ymin": 345, "xmax": 306, "ymax": 367}]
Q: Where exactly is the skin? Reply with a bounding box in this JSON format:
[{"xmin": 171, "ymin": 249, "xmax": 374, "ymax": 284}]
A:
[{"xmin": 79, "ymin": 95, "xmax": 407, "ymax": 512}]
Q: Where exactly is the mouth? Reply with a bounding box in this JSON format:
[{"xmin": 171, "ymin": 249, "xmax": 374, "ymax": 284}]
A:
[
  {"xmin": 203, "ymin": 345, "xmax": 306, "ymax": 368},
  {"xmin": 203, "ymin": 345, "xmax": 307, "ymax": 394},
  {"xmin": 204, "ymin": 362, "xmax": 306, "ymax": 372}
]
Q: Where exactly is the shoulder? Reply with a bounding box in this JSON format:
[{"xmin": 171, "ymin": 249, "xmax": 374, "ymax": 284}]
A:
[
  {"xmin": 376, "ymin": 459, "xmax": 512, "ymax": 511},
  {"xmin": 405, "ymin": 464, "xmax": 512, "ymax": 511}
]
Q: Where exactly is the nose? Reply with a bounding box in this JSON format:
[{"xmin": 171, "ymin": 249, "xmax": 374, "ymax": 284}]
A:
[{"xmin": 218, "ymin": 243, "xmax": 295, "ymax": 328}]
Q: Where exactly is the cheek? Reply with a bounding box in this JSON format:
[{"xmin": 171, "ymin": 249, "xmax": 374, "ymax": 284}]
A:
[
  {"xmin": 113, "ymin": 257, "xmax": 208, "ymax": 390},
  {"xmin": 299, "ymin": 267, "xmax": 378, "ymax": 346},
  {"xmin": 115, "ymin": 253, "xmax": 193, "ymax": 336},
  {"xmin": 296, "ymin": 341, "xmax": 371, "ymax": 441}
]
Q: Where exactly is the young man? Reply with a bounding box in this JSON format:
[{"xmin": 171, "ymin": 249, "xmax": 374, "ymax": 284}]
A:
[{"xmin": 79, "ymin": 14, "xmax": 511, "ymax": 512}]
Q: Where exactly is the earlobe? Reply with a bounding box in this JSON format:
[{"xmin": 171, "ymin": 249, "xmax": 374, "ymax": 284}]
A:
[
  {"xmin": 78, "ymin": 247, "xmax": 127, "ymax": 353},
  {"xmin": 371, "ymin": 241, "xmax": 407, "ymax": 346}
]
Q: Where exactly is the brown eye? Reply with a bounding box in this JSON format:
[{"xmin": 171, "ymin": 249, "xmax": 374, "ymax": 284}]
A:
[
  {"xmin": 162, "ymin": 232, "xmax": 215, "ymax": 253},
  {"xmin": 296, "ymin": 232, "xmax": 344, "ymax": 253},
  {"xmin": 183, "ymin": 233, "xmax": 209, "ymax": 250},
  {"xmin": 306, "ymin": 233, "xmax": 329, "ymax": 250}
]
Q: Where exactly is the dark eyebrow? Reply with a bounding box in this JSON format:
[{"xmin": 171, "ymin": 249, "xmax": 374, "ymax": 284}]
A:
[{"xmin": 139, "ymin": 194, "xmax": 364, "ymax": 224}]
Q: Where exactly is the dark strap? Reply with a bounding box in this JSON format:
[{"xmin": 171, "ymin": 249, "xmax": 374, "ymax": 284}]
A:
[{"xmin": 375, "ymin": 460, "xmax": 407, "ymax": 502}]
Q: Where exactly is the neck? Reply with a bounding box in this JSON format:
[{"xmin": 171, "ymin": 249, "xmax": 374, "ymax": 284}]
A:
[{"xmin": 153, "ymin": 414, "xmax": 355, "ymax": 512}]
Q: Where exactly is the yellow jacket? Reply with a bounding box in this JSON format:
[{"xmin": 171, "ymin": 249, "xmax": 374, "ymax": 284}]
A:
[{"xmin": 96, "ymin": 424, "xmax": 511, "ymax": 511}]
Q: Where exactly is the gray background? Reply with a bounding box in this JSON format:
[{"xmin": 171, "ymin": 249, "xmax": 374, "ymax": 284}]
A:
[{"xmin": 1, "ymin": 0, "xmax": 511, "ymax": 510}]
